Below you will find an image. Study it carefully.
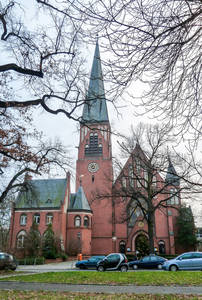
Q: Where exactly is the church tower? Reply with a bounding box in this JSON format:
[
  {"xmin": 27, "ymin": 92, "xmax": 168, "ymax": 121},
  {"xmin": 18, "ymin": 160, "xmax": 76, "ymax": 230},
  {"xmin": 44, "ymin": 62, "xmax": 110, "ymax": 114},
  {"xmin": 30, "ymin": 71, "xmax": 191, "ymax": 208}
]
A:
[{"xmin": 76, "ymin": 40, "xmax": 113, "ymax": 254}]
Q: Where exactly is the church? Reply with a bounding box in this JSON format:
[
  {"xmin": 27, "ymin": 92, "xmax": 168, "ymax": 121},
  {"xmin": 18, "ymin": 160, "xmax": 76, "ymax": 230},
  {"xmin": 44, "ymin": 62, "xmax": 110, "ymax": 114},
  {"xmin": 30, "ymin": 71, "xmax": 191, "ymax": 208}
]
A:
[{"xmin": 9, "ymin": 41, "xmax": 183, "ymax": 257}]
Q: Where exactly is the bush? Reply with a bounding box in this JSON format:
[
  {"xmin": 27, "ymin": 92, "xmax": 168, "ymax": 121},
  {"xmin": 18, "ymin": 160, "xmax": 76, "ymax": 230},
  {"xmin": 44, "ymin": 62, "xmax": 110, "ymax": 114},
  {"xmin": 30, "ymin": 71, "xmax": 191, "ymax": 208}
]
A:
[
  {"xmin": 43, "ymin": 249, "xmax": 57, "ymax": 259},
  {"xmin": 60, "ymin": 253, "xmax": 68, "ymax": 261},
  {"xmin": 17, "ymin": 257, "xmax": 45, "ymax": 265}
]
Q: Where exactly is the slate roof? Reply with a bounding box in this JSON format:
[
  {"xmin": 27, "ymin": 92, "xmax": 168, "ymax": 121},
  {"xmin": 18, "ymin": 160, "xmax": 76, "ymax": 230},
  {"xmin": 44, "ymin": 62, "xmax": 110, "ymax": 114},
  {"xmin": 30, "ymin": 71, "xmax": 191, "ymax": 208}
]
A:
[
  {"xmin": 165, "ymin": 158, "xmax": 180, "ymax": 186},
  {"xmin": 15, "ymin": 178, "xmax": 67, "ymax": 209},
  {"xmin": 68, "ymin": 186, "xmax": 91, "ymax": 212},
  {"xmin": 82, "ymin": 39, "xmax": 109, "ymax": 123}
]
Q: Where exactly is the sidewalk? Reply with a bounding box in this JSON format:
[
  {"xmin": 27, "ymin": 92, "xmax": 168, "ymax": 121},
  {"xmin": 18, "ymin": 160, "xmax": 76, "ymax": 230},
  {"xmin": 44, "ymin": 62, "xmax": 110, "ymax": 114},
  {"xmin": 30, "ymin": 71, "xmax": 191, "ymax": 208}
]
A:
[
  {"xmin": 15, "ymin": 260, "xmax": 77, "ymax": 273},
  {"xmin": 0, "ymin": 281, "xmax": 202, "ymax": 295}
]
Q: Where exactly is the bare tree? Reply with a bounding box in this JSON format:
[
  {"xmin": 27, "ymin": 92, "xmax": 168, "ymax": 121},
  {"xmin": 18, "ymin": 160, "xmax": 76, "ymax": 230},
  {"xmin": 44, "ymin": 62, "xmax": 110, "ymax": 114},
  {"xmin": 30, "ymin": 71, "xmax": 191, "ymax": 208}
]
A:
[
  {"xmin": 112, "ymin": 123, "xmax": 201, "ymax": 253},
  {"xmin": 0, "ymin": 1, "xmax": 88, "ymax": 121},
  {"xmin": 79, "ymin": 0, "xmax": 201, "ymax": 139},
  {"xmin": 0, "ymin": 107, "xmax": 72, "ymax": 204},
  {"xmin": 0, "ymin": 1, "xmax": 86, "ymax": 205}
]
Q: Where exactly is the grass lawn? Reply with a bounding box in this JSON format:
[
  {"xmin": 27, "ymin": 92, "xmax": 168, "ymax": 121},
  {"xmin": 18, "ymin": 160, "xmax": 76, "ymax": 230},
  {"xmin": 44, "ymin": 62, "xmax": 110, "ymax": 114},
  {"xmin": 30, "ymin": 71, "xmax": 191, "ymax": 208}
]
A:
[
  {"xmin": 0, "ymin": 291, "xmax": 201, "ymax": 300},
  {"xmin": 0, "ymin": 271, "xmax": 202, "ymax": 286}
]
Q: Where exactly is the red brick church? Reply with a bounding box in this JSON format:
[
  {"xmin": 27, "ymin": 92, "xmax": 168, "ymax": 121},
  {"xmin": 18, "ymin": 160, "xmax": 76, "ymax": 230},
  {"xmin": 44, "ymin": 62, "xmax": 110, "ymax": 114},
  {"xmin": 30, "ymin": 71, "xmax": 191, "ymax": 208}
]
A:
[{"xmin": 9, "ymin": 41, "xmax": 183, "ymax": 256}]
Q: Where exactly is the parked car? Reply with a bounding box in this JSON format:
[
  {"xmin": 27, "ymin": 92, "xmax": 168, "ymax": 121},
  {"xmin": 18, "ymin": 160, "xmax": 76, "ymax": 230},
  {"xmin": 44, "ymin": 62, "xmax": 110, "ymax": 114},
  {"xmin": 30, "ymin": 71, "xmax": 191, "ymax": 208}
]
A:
[
  {"xmin": 97, "ymin": 253, "xmax": 128, "ymax": 272},
  {"xmin": 75, "ymin": 256, "xmax": 105, "ymax": 269},
  {"xmin": 162, "ymin": 252, "xmax": 202, "ymax": 271},
  {"xmin": 129, "ymin": 255, "xmax": 167, "ymax": 270},
  {"xmin": 0, "ymin": 252, "xmax": 17, "ymax": 270}
]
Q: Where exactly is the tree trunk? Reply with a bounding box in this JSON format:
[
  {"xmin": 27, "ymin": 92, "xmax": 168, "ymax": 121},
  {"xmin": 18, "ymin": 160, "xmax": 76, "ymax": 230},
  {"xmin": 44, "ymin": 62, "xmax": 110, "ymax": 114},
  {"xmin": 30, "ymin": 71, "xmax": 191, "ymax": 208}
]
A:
[{"xmin": 147, "ymin": 211, "xmax": 155, "ymax": 254}]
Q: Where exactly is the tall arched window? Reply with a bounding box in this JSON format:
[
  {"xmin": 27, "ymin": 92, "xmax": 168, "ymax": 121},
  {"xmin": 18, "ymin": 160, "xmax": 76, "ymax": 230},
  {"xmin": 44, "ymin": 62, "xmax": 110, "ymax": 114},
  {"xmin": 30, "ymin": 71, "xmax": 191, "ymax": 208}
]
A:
[
  {"xmin": 33, "ymin": 213, "xmax": 40, "ymax": 224},
  {"xmin": 46, "ymin": 213, "xmax": 53, "ymax": 224},
  {"xmin": 17, "ymin": 230, "xmax": 27, "ymax": 248},
  {"xmin": 158, "ymin": 240, "xmax": 166, "ymax": 254},
  {"xmin": 85, "ymin": 132, "xmax": 102, "ymax": 156},
  {"xmin": 74, "ymin": 215, "xmax": 81, "ymax": 227},
  {"xmin": 119, "ymin": 240, "xmax": 126, "ymax": 253},
  {"xmin": 20, "ymin": 214, "xmax": 27, "ymax": 226},
  {"xmin": 84, "ymin": 216, "xmax": 89, "ymax": 227}
]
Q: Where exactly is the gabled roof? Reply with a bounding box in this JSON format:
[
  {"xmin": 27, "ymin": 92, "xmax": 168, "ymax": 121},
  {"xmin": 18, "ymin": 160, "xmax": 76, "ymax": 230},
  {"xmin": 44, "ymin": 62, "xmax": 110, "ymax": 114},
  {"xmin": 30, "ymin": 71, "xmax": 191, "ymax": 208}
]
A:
[
  {"xmin": 68, "ymin": 186, "xmax": 91, "ymax": 212},
  {"xmin": 15, "ymin": 178, "xmax": 67, "ymax": 209},
  {"xmin": 165, "ymin": 157, "xmax": 180, "ymax": 186},
  {"xmin": 82, "ymin": 39, "xmax": 109, "ymax": 123}
]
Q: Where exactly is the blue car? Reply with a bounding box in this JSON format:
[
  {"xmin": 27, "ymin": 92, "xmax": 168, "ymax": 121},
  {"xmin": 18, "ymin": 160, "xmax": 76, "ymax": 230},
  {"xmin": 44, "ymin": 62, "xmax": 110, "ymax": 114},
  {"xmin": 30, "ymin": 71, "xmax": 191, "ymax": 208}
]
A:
[
  {"xmin": 162, "ymin": 252, "xmax": 202, "ymax": 271},
  {"xmin": 76, "ymin": 256, "xmax": 105, "ymax": 269},
  {"xmin": 129, "ymin": 255, "xmax": 167, "ymax": 270}
]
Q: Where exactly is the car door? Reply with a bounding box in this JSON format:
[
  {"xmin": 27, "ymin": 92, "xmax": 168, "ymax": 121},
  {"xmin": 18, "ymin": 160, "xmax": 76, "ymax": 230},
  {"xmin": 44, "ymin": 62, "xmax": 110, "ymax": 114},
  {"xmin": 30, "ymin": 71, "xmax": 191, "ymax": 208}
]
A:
[
  {"xmin": 192, "ymin": 253, "xmax": 202, "ymax": 270},
  {"xmin": 150, "ymin": 256, "xmax": 159, "ymax": 268},
  {"xmin": 139, "ymin": 256, "xmax": 150, "ymax": 268},
  {"xmin": 177, "ymin": 253, "xmax": 194, "ymax": 270},
  {"xmin": 105, "ymin": 254, "xmax": 120, "ymax": 270}
]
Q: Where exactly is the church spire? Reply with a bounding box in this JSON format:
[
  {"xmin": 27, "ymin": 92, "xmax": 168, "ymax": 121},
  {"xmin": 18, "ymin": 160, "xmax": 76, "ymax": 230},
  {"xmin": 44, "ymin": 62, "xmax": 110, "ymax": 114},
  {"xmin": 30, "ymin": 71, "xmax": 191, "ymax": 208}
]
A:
[
  {"xmin": 165, "ymin": 156, "xmax": 180, "ymax": 186},
  {"xmin": 82, "ymin": 39, "xmax": 109, "ymax": 123}
]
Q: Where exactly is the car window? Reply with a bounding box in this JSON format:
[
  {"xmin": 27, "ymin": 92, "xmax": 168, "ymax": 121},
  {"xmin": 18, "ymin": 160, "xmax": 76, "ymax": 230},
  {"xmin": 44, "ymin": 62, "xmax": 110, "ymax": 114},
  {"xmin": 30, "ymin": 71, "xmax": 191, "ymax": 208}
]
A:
[
  {"xmin": 181, "ymin": 253, "xmax": 193, "ymax": 260},
  {"xmin": 107, "ymin": 254, "xmax": 119, "ymax": 263},
  {"xmin": 193, "ymin": 253, "xmax": 202, "ymax": 259},
  {"xmin": 150, "ymin": 256, "xmax": 157, "ymax": 261},
  {"xmin": 142, "ymin": 257, "xmax": 150, "ymax": 262}
]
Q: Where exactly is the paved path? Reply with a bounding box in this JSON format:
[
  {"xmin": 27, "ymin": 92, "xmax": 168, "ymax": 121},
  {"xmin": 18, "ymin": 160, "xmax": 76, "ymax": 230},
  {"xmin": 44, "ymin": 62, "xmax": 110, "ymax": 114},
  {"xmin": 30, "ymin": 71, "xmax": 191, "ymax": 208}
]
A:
[
  {"xmin": 15, "ymin": 260, "xmax": 77, "ymax": 273},
  {"xmin": 0, "ymin": 281, "xmax": 202, "ymax": 295}
]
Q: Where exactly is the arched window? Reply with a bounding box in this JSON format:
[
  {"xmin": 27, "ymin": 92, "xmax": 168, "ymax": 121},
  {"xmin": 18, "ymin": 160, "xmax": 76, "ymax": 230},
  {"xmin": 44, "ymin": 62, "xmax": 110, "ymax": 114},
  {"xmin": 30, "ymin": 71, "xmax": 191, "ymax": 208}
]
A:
[
  {"xmin": 74, "ymin": 215, "xmax": 81, "ymax": 227},
  {"xmin": 20, "ymin": 214, "xmax": 27, "ymax": 226},
  {"xmin": 122, "ymin": 177, "xmax": 127, "ymax": 188},
  {"xmin": 119, "ymin": 240, "xmax": 126, "ymax": 253},
  {"xmin": 85, "ymin": 132, "xmax": 102, "ymax": 156},
  {"xmin": 168, "ymin": 188, "xmax": 179, "ymax": 205},
  {"xmin": 158, "ymin": 240, "xmax": 166, "ymax": 254},
  {"xmin": 46, "ymin": 213, "xmax": 53, "ymax": 225},
  {"xmin": 17, "ymin": 230, "xmax": 26, "ymax": 248},
  {"xmin": 129, "ymin": 164, "xmax": 134, "ymax": 187},
  {"xmin": 33, "ymin": 213, "xmax": 40, "ymax": 224},
  {"xmin": 84, "ymin": 216, "xmax": 89, "ymax": 227}
]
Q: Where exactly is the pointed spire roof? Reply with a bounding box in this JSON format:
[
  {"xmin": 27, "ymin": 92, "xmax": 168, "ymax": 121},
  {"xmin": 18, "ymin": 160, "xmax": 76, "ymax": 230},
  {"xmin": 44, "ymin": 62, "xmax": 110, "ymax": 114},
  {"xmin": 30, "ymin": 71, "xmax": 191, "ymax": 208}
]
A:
[
  {"xmin": 165, "ymin": 157, "xmax": 180, "ymax": 186},
  {"xmin": 82, "ymin": 39, "xmax": 109, "ymax": 123},
  {"xmin": 68, "ymin": 186, "xmax": 91, "ymax": 212}
]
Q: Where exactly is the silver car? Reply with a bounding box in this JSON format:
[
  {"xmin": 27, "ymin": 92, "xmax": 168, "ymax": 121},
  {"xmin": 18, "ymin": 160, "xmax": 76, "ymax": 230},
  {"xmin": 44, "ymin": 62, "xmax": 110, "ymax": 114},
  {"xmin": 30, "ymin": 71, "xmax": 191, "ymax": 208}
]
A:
[{"xmin": 162, "ymin": 252, "xmax": 202, "ymax": 271}]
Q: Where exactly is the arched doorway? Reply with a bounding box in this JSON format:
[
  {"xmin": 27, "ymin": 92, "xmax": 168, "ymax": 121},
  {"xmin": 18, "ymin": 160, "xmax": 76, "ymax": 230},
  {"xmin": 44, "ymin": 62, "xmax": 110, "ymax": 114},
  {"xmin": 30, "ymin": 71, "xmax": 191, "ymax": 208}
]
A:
[
  {"xmin": 119, "ymin": 241, "xmax": 126, "ymax": 253},
  {"xmin": 135, "ymin": 234, "xmax": 149, "ymax": 257}
]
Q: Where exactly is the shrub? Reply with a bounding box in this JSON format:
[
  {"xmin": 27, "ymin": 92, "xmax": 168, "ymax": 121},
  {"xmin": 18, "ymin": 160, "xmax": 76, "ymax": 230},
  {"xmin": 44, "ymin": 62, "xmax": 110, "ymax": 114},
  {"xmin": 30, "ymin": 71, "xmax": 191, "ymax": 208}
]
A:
[{"xmin": 17, "ymin": 257, "xmax": 45, "ymax": 265}]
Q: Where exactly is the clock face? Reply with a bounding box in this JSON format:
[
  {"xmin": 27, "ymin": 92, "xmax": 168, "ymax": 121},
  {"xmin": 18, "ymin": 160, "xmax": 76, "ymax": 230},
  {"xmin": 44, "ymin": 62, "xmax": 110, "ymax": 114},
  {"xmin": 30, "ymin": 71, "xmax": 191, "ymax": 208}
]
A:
[{"xmin": 88, "ymin": 162, "xmax": 99, "ymax": 173}]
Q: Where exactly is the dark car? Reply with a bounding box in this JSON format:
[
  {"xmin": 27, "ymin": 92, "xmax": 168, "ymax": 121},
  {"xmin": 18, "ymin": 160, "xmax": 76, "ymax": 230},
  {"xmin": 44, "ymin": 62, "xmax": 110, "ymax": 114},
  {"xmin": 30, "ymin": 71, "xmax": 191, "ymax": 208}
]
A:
[
  {"xmin": 97, "ymin": 253, "xmax": 128, "ymax": 272},
  {"xmin": 75, "ymin": 256, "xmax": 105, "ymax": 269},
  {"xmin": 162, "ymin": 252, "xmax": 202, "ymax": 271},
  {"xmin": 0, "ymin": 252, "xmax": 17, "ymax": 270},
  {"xmin": 129, "ymin": 255, "xmax": 167, "ymax": 270}
]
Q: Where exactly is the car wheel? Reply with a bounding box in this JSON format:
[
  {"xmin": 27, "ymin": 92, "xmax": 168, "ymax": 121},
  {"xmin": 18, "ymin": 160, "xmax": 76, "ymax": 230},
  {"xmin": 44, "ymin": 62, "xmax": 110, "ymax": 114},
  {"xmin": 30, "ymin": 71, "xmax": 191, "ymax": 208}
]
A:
[
  {"xmin": 170, "ymin": 265, "xmax": 178, "ymax": 271},
  {"xmin": 157, "ymin": 264, "xmax": 162, "ymax": 270},
  {"xmin": 97, "ymin": 265, "xmax": 105, "ymax": 272},
  {"xmin": 133, "ymin": 264, "xmax": 138, "ymax": 270},
  {"xmin": 120, "ymin": 265, "xmax": 128, "ymax": 272}
]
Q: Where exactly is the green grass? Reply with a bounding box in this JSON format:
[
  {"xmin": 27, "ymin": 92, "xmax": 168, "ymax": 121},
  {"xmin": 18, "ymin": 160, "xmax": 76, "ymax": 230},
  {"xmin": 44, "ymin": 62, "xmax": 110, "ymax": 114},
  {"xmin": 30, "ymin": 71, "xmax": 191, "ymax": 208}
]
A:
[
  {"xmin": 1, "ymin": 271, "xmax": 202, "ymax": 286},
  {"xmin": 0, "ymin": 291, "xmax": 201, "ymax": 300}
]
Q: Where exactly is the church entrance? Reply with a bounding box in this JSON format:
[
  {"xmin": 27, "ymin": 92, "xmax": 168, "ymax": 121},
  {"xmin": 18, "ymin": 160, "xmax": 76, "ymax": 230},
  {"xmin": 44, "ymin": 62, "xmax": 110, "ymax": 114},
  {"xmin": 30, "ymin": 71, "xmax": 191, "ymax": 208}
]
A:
[{"xmin": 135, "ymin": 234, "xmax": 149, "ymax": 257}]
